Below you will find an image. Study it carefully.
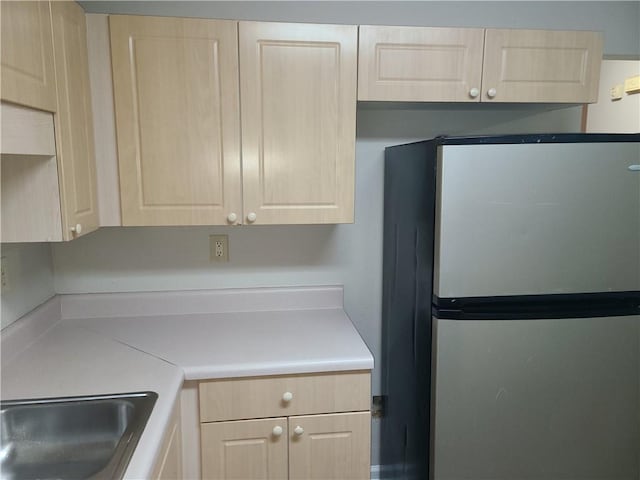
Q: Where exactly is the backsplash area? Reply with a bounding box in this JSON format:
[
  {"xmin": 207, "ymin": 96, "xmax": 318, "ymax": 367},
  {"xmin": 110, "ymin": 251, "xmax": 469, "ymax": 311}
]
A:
[{"xmin": 1, "ymin": 243, "xmax": 54, "ymax": 329}]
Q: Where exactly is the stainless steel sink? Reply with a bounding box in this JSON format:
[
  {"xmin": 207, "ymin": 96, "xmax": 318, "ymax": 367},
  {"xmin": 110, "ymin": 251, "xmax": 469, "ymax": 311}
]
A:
[{"xmin": 0, "ymin": 391, "xmax": 157, "ymax": 480}]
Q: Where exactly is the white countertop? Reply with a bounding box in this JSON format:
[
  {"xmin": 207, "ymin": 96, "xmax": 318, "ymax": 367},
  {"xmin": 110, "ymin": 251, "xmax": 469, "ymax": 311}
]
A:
[
  {"xmin": 62, "ymin": 308, "xmax": 373, "ymax": 380},
  {"xmin": 0, "ymin": 286, "xmax": 374, "ymax": 479},
  {"xmin": 1, "ymin": 324, "xmax": 183, "ymax": 480}
]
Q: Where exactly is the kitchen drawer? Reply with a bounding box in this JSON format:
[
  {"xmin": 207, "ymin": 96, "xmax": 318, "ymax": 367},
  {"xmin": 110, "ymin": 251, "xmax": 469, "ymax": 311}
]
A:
[{"xmin": 199, "ymin": 371, "xmax": 370, "ymax": 422}]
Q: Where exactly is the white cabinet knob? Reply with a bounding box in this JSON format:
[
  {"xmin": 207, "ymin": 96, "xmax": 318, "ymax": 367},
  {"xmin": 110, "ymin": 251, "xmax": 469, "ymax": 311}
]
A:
[
  {"xmin": 293, "ymin": 426, "xmax": 304, "ymax": 436},
  {"xmin": 247, "ymin": 212, "xmax": 257, "ymax": 223},
  {"xmin": 70, "ymin": 223, "xmax": 82, "ymax": 234},
  {"xmin": 272, "ymin": 425, "xmax": 283, "ymax": 437},
  {"xmin": 227, "ymin": 212, "xmax": 237, "ymax": 223},
  {"xmin": 469, "ymin": 87, "xmax": 479, "ymax": 98},
  {"xmin": 487, "ymin": 88, "xmax": 497, "ymax": 99},
  {"xmin": 282, "ymin": 391, "xmax": 293, "ymax": 402}
]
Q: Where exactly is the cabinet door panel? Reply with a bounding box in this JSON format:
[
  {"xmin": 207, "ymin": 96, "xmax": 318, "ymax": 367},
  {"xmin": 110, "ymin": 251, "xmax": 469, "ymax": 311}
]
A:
[
  {"xmin": 51, "ymin": 0, "xmax": 99, "ymax": 240},
  {"xmin": 240, "ymin": 22, "xmax": 356, "ymax": 224},
  {"xmin": 482, "ymin": 29, "xmax": 603, "ymax": 103},
  {"xmin": 289, "ymin": 412, "xmax": 370, "ymax": 480},
  {"xmin": 110, "ymin": 15, "xmax": 241, "ymax": 226},
  {"xmin": 152, "ymin": 400, "xmax": 182, "ymax": 480},
  {"xmin": 1, "ymin": 1, "xmax": 57, "ymax": 111},
  {"xmin": 358, "ymin": 26, "xmax": 485, "ymax": 102},
  {"xmin": 201, "ymin": 418, "xmax": 288, "ymax": 480}
]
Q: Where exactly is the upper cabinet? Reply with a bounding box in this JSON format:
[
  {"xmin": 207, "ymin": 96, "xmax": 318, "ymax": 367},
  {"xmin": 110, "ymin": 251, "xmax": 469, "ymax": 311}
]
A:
[
  {"xmin": 110, "ymin": 18, "xmax": 357, "ymax": 226},
  {"xmin": 481, "ymin": 29, "xmax": 603, "ymax": 103},
  {"xmin": 1, "ymin": 1, "xmax": 99, "ymax": 243},
  {"xmin": 358, "ymin": 26, "xmax": 603, "ymax": 103},
  {"xmin": 50, "ymin": 0, "xmax": 99, "ymax": 240},
  {"xmin": 239, "ymin": 22, "xmax": 357, "ymax": 225},
  {"xmin": 0, "ymin": 1, "xmax": 57, "ymax": 112},
  {"xmin": 358, "ymin": 26, "xmax": 485, "ymax": 102},
  {"xmin": 109, "ymin": 15, "xmax": 242, "ymax": 226}
]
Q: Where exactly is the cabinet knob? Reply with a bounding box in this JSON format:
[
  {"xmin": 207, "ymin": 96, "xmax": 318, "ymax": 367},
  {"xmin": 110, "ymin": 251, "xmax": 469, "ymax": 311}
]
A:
[
  {"xmin": 272, "ymin": 425, "xmax": 283, "ymax": 437},
  {"xmin": 469, "ymin": 87, "xmax": 479, "ymax": 98},
  {"xmin": 282, "ymin": 391, "xmax": 293, "ymax": 402},
  {"xmin": 487, "ymin": 88, "xmax": 497, "ymax": 99},
  {"xmin": 293, "ymin": 425, "xmax": 304, "ymax": 436},
  {"xmin": 227, "ymin": 212, "xmax": 237, "ymax": 223},
  {"xmin": 70, "ymin": 223, "xmax": 82, "ymax": 234},
  {"xmin": 247, "ymin": 212, "xmax": 257, "ymax": 223}
]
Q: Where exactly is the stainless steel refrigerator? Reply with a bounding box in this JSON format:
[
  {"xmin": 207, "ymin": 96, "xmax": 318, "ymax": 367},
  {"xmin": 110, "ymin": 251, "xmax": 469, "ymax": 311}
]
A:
[{"xmin": 380, "ymin": 133, "xmax": 640, "ymax": 480}]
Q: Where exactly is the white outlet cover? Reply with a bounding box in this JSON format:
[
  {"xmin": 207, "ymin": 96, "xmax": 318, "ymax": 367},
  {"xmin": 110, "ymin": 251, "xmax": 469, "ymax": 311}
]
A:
[{"xmin": 209, "ymin": 235, "xmax": 229, "ymax": 262}]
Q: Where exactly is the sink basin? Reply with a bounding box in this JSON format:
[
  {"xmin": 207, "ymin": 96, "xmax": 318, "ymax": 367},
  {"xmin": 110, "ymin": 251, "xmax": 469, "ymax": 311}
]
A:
[{"xmin": 0, "ymin": 391, "xmax": 157, "ymax": 480}]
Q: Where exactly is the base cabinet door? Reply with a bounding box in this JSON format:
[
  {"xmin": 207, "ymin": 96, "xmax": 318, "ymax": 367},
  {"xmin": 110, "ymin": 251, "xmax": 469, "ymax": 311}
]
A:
[
  {"xmin": 201, "ymin": 417, "xmax": 288, "ymax": 480},
  {"xmin": 152, "ymin": 401, "xmax": 183, "ymax": 480},
  {"xmin": 288, "ymin": 412, "xmax": 371, "ymax": 480},
  {"xmin": 0, "ymin": 1, "xmax": 57, "ymax": 112}
]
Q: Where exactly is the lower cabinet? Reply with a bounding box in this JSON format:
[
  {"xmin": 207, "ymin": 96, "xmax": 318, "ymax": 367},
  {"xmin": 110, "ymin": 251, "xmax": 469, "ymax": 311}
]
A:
[
  {"xmin": 199, "ymin": 371, "xmax": 371, "ymax": 480},
  {"xmin": 201, "ymin": 412, "xmax": 370, "ymax": 480},
  {"xmin": 152, "ymin": 400, "xmax": 183, "ymax": 480},
  {"xmin": 201, "ymin": 417, "xmax": 288, "ymax": 479},
  {"xmin": 288, "ymin": 412, "xmax": 371, "ymax": 480}
]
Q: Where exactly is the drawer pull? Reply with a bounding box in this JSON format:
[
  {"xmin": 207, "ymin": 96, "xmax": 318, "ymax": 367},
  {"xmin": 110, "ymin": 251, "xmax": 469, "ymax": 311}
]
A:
[
  {"xmin": 272, "ymin": 425, "xmax": 283, "ymax": 437},
  {"xmin": 282, "ymin": 391, "xmax": 293, "ymax": 402},
  {"xmin": 293, "ymin": 425, "xmax": 304, "ymax": 436}
]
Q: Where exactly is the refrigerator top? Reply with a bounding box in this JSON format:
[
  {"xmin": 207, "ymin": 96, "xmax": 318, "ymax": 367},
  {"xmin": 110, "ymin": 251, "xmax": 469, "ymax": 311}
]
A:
[{"xmin": 430, "ymin": 133, "xmax": 640, "ymax": 146}]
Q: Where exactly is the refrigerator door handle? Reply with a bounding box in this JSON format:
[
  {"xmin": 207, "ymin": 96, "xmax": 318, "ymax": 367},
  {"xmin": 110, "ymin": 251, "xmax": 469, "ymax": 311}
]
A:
[{"xmin": 412, "ymin": 304, "xmax": 418, "ymax": 366}]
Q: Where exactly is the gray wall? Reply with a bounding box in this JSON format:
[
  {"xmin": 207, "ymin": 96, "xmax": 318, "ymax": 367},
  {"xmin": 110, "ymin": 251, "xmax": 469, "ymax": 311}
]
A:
[
  {"xmin": 80, "ymin": 1, "xmax": 640, "ymax": 56},
  {"xmin": 0, "ymin": 244, "xmax": 54, "ymax": 329}
]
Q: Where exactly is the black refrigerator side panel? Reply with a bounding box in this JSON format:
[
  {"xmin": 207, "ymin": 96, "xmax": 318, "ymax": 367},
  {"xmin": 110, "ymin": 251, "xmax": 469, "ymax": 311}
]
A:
[{"xmin": 381, "ymin": 141, "xmax": 437, "ymax": 480}]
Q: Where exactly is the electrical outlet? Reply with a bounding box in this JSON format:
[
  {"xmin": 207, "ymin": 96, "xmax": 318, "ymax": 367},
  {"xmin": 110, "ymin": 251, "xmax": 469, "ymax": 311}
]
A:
[
  {"xmin": 209, "ymin": 235, "xmax": 229, "ymax": 262},
  {"xmin": 372, "ymin": 396, "xmax": 385, "ymax": 418}
]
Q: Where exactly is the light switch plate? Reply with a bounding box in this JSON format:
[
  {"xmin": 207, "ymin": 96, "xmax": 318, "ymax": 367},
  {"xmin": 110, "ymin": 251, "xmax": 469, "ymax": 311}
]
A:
[{"xmin": 610, "ymin": 84, "xmax": 624, "ymax": 100}]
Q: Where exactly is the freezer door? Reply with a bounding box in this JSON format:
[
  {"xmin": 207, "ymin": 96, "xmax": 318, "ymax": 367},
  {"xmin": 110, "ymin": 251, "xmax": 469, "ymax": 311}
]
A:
[
  {"xmin": 431, "ymin": 315, "xmax": 640, "ymax": 480},
  {"xmin": 434, "ymin": 142, "xmax": 640, "ymax": 298}
]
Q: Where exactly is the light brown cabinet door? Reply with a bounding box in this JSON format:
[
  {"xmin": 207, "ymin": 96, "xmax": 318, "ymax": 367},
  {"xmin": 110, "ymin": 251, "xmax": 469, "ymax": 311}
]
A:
[
  {"xmin": 239, "ymin": 22, "xmax": 357, "ymax": 225},
  {"xmin": 110, "ymin": 15, "xmax": 242, "ymax": 226},
  {"xmin": 152, "ymin": 401, "xmax": 183, "ymax": 480},
  {"xmin": 289, "ymin": 412, "xmax": 371, "ymax": 480},
  {"xmin": 51, "ymin": 0, "xmax": 99, "ymax": 240},
  {"xmin": 358, "ymin": 25, "xmax": 485, "ymax": 102},
  {"xmin": 481, "ymin": 29, "xmax": 603, "ymax": 103},
  {"xmin": 201, "ymin": 417, "xmax": 288, "ymax": 480},
  {"xmin": 0, "ymin": 1, "xmax": 57, "ymax": 112}
]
